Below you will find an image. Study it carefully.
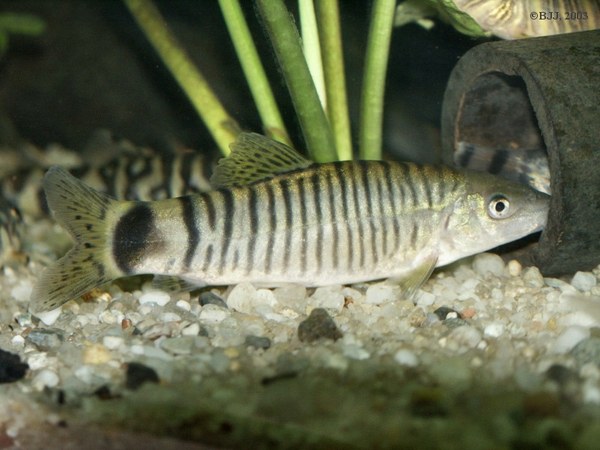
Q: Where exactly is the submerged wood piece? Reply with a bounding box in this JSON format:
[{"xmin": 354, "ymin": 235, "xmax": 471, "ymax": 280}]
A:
[{"xmin": 441, "ymin": 30, "xmax": 600, "ymax": 276}]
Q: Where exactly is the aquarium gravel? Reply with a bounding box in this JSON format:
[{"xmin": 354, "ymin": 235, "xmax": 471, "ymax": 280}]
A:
[{"xmin": 2, "ymin": 222, "xmax": 600, "ymax": 448}]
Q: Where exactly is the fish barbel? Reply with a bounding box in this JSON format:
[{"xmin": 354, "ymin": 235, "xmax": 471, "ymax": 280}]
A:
[{"xmin": 29, "ymin": 133, "xmax": 549, "ymax": 313}]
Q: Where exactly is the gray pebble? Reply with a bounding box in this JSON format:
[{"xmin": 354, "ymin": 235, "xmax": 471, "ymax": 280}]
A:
[
  {"xmin": 570, "ymin": 337, "xmax": 600, "ymax": 367},
  {"xmin": 199, "ymin": 291, "xmax": 228, "ymax": 308},
  {"xmin": 26, "ymin": 328, "xmax": 64, "ymax": 351},
  {"xmin": 297, "ymin": 308, "xmax": 343, "ymax": 343},
  {"xmin": 245, "ymin": 335, "xmax": 271, "ymax": 350},
  {"xmin": 443, "ymin": 318, "xmax": 469, "ymax": 329}
]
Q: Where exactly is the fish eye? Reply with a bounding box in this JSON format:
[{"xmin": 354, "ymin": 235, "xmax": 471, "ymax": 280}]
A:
[{"xmin": 487, "ymin": 195, "xmax": 511, "ymax": 219}]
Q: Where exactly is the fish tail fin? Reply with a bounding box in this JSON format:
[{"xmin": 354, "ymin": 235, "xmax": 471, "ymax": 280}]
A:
[{"xmin": 30, "ymin": 166, "xmax": 122, "ymax": 313}]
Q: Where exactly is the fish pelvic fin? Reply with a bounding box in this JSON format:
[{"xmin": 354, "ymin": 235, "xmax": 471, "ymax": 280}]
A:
[
  {"xmin": 30, "ymin": 166, "xmax": 122, "ymax": 313},
  {"xmin": 389, "ymin": 254, "xmax": 438, "ymax": 301}
]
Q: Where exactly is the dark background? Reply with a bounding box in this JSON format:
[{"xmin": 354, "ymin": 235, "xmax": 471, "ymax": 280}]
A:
[{"xmin": 0, "ymin": 0, "xmax": 479, "ymax": 162}]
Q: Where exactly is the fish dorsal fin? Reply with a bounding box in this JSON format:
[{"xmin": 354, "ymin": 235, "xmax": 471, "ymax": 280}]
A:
[{"xmin": 210, "ymin": 133, "xmax": 312, "ymax": 188}]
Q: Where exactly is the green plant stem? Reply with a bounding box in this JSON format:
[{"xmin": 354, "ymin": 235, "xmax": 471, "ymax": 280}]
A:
[
  {"xmin": 218, "ymin": 0, "xmax": 291, "ymax": 146},
  {"xmin": 298, "ymin": 0, "xmax": 326, "ymax": 109},
  {"xmin": 315, "ymin": 0, "xmax": 352, "ymax": 161},
  {"xmin": 359, "ymin": 0, "xmax": 396, "ymax": 160},
  {"xmin": 123, "ymin": 0, "xmax": 239, "ymax": 156},
  {"xmin": 256, "ymin": 0, "xmax": 337, "ymax": 162}
]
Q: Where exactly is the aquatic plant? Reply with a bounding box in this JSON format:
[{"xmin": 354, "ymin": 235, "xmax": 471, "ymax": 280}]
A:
[
  {"xmin": 123, "ymin": 0, "xmax": 398, "ymax": 162},
  {"xmin": 0, "ymin": 12, "xmax": 45, "ymax": 60}
]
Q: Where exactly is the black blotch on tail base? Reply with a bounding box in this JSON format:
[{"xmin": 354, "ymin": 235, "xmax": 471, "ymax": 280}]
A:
[{"xmin": 113, "ymin": 204, "xmax": 156, "ymax": 274}]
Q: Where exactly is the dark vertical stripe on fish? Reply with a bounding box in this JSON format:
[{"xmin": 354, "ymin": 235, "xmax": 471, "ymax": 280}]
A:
[
  {"xmin": 203, "ymin": 193, "xmax": 216, "ymax": 230},
  {"xmin": 335, "ymin": 163, "xmax": 353, "ymax": 271},
  {"xmin": 405, "ymin": 165, "xmax": 418, "ymax": 209},
  {"xmin": 298, "ymin": 177, "xmax": 308, "ymax": 274},
  {"xmin": 421, "ymin": 168, "xmax": 433, "ymax": 209},
  {"xmin": 279, "ymin": 179, "xmax": 293, "ymax": 272},
  {"xmin": 219, "ymin": 190, "xmax": 235, "ymax": 274},
  {"xmin": 381, "ymin": 162, "xmax": 399, "ymax": 256},
  {"xmin": 410, "ymin": 222, "xmax": 419, "ymax": 250},
  {"xmin": 374, "ymin": 165, "xmax": 386, "ymax": 262},
  {"xmin": 489, "ymin": 149, "xmax": 509, "ymax": 175},
  {"xmin": 350, "ymin": 164, "xmax": 365, "ymax": 269},
  {"xmin": 179, "ymin": 196, "xmax": 199, "ymax": 271},
  {"xmin": 246, "ymin": 187, "xmax": 259, "ymax": 275},
  {"xmin": 457, "ymin": 143, "xmax": 475, "ymax": 168},
  {"xmin": 264, "ymin": 183, "xmax": 277, "ymax": 273},
  {"xmin": 359, "ymin": 161, "xmax": 378, "ymax": 266},
  {"xmin": 202, "ymin": 244, "xmax": 213, "ymax": 272},
  {"xmin": 311, "ymin": 173, "xmax": 323, "ymax": 271},
  {"xmin": 326, "ymin": 170, "xmax": 339, "ymax": 270}
]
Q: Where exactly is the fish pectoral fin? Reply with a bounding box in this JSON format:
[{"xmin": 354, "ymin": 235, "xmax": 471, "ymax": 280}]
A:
[
  {"xmin": 151, "ymin": 275, "xmax": 203, "ymax": 293},
  {"xmin": 210, "ymin": 133, "xmax": 312, "ymax": 188},
  {"xmin": 389, "ymin": 255, "xmax": 438, "ymax": 301}
]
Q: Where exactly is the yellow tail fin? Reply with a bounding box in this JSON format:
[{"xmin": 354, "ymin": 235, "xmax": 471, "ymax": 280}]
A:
[{"xmin": 29, "ymin": 167, "xmax": 121, "ymax": 313}]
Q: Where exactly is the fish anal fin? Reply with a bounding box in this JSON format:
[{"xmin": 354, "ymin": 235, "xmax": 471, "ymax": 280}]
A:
[{"xmin": 210, "ymin": 133, "xmax": 312, "ymax": 188}]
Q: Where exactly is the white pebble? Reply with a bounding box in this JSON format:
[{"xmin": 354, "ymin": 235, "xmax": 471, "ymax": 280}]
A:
[
  {"xmin": 394, "ymin": 349, "xmax": 419, "ymax": 367},
  {"xmin": 523, "ymin": 267, "xmax": 544, "ymax": 288},
  {"xmin": 342, "ymin": 344, "xmax": 370, "ymax": 360},
  {"xmin": 226, "ymin": 282, "xmax": 257, "ymax": 313},
  {"xmin": 416, "ymin": 291, "xmax": 436, "ymax": 307},
  {"xmin": 507, "ymin": 260, "xmax": 522, "ymax": 277},
  {"xmin": 176, "ymin": 300, "xmax": 191, "ymax": 311},
  {"xmin": 35, "ymin": 307, "xmax": 62, "ymax": 326},
  {"xmin": 199, "ymin": 305, "xmax": 229, "ymax": 323},
  {"xmin": 102, "ymin": 335, "xmax": 124, "ymax": 350},
  {"xmin": 160, "ymin": 312, "xmax": 182, "ymax": 322},
  {"xmin": 255, "ymin": 289, "xmax": 279, "ymax": 309},
  {"xmin": 27, "ymin": 353, "xmax": 51, "ymax": 371},
  {"xmin": 10, "ymin": 280, "xmax": 33, "ymax": 303},
  {"xmin": 273, "ymin": 284, "xmax": 307, "ymax": 311},
  {"xmin": 571, "ymin": 271, "xmax": 597, "ymax": 292},
  {"xmin": 11, "ymin": 335, "xmax": 25, "ymax": 347},
  {"xmin": 583, "ymin": 381, "xmax": 600, "ymax": 404},
  {"xmin": 553, "ymin": 326, "xmax": 590, "ymax": 353},
  {"xmin": 484, "ymin": 322, "xmax": 505, "ymax": 338},
  {"xmin": 473, "ymin": 253, "xmax": 505, "ymax": 277},
  {"xmin": 138, "ymin": 290, "xmax": 170, "ymax": 306},
  {"xmin": 365, "ymin": 283, "xmax": 398, "ymax": 304},
  {"xmin": 32, "ymin": 369, "xmax": 60, "ymax": 390},
  {"xmin": 182, "ymin": 322, "xmax": 201, "ymax": 336},
  {"xmin": 307, "ymin": 286, "xmax": 345, "ymax": 313},
  {"xmin": 449, "ymin": 326, "xmax": 482, "ymax": 349},
  {"xmin": 99, "ymin": 310, "xmax": 122, "ymax": 325}
]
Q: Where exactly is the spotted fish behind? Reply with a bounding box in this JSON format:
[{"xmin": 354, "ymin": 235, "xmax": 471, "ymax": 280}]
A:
[{"xmin": 29, "ymin": 133, "xmax": 550, "ymax": 313}]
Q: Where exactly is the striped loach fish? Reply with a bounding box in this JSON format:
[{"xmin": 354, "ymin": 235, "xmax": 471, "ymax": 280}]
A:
[
  {"xmin": 29, "ymin": 133, "xmax": 550, "ymax": 313},
  {"xmin": 1, "ymin": 148, "xmax": 214, "ymax": 220},
  {"xmin": 454, "ymin": 142, "xmax": 551, "ymax": 195},
  {"xmin": 0, "ymin": 143, "xmax": 214, "ymax": 267}
]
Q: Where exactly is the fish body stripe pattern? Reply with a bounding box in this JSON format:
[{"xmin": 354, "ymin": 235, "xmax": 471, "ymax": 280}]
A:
[
  {"xmin": 113, "ymin": 162, "xmax": 462, "ymax": 286},
  {"xmin": 30, "ymin": 133, "xmax": 550, "ymax": 313}
]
